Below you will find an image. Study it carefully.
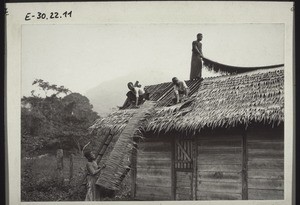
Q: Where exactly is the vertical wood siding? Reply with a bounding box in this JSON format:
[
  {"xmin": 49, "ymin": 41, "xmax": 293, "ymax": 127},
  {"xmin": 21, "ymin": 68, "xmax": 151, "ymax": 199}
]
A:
[
  {"xmin": 176, "ymin": 171, "xmax": 193, "ymax": 200},
  {"xmin": 175, "ymin": 139, "xmax": 193, "ymax": 169},
  {"xmin": 174, "ymin": 137, "xmax": 194, "ymax": 200},
  {"xmin": 197, "ymin": 133, "xmax": 243, "ymax": 200},
  {"xmin": 247, "ymin": 126, "xmax": 284, "ymax": 200},
  {"xmin": 135, "ymin": 140, "xmax": 172, "ymax": 200}
]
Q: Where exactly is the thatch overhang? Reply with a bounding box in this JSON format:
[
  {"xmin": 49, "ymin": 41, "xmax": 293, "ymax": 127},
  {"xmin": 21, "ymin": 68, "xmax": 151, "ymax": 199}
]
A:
[{"xmin": 90, "ymin": 66, "xmax": 284, "ymax": 136}]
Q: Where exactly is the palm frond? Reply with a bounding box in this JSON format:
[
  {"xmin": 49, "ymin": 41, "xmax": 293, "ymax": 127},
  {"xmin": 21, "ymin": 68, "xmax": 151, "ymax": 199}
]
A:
[{"xmin": 96, "ymin": 101, "xmax": 156, "ymax": 190}]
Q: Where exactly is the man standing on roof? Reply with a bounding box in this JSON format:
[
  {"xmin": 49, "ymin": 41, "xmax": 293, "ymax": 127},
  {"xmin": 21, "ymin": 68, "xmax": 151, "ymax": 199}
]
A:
[
  {"xmin": 172, "ymin": 77, "xmax": 189, "ymax": 104},
  {"xmin": 119, "ymin": 81, "xmax": 149, "ymax": 109},
  {"xmin": 190, "ymin": 33, "xmax": 204, "ymax": 80}
]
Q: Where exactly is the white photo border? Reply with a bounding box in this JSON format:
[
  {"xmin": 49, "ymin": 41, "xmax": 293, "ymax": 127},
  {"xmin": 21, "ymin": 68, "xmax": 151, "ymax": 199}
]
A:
[{"xmin": 6, "ymin": 1, "xmax": 294, "ymax": 205}]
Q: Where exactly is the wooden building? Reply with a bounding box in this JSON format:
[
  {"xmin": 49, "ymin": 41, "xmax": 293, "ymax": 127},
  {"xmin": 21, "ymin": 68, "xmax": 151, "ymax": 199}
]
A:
[{"xmin": 90, "ymin": 66, "xmax": 284, "ymax": 200}]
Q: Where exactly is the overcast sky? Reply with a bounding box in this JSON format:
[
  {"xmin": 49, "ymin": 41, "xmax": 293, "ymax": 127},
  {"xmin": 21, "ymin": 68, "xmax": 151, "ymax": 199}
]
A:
[{"xmin": 22, "ymin": 24, "xmax": 284, "ymax": 98}]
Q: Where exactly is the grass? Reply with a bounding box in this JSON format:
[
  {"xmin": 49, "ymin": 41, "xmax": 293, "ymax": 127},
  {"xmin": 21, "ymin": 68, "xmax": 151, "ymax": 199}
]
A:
[
  {"xmin": 21, "ymin": 153, "xmax": 87, "ymax": 201},
  {"xmin": 21, "ymin": 153, "xmax": 132, "ymax": 201},
  {"xmin": 22, "ymin": 154, "xmax": 87, "ymax": 184}
]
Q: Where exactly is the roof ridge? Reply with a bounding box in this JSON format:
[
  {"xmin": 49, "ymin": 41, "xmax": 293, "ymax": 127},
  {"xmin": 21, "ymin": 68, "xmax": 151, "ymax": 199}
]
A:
[
  {"xmin": 92, "ymin": 65, "xmax": 284, "ymax": 134},
  {"xmin": 145, "ymin": 66, "xmax": 284, "ymax": 88},
  {"xmin": 202, "ymin": 66, "xmax": 284, "ymax": 82}
]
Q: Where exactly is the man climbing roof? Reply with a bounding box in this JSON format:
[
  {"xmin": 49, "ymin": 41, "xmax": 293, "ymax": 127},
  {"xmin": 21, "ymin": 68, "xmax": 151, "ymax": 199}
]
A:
[
  {"xmin": 190, "ymin": 33, "xmax": 204, "ymax": 80},
  {"xmin": 172, "ymin": 77, "xmax": 189, "ymax": 104},
  {"xmin": 118, "ymin": 81, "xmax": 149, "ymax": 109}
]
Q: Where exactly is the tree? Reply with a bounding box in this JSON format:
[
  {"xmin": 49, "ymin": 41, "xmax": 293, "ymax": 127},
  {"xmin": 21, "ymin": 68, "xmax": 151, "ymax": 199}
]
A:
[
  {"xmin": 31, "ymin": 79, "xmax": 71, "ymax": 98},
  {"xmin": 60, "ymin": 93, "xmax": 99, "ymax": 153},
  {"xmin": 21, "ymin": 80, "xmax": 99, "ymax": 155}
]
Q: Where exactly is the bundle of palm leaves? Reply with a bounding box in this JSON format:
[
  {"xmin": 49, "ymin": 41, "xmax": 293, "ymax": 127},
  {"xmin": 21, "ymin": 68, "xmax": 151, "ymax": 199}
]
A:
[
  {"xmin": 203, "ymin": 57, "xmax": 284, "ymax": 75},
  {"xmin": 96, "ymin": 101, "xmax": 156, "ymax": 191}
]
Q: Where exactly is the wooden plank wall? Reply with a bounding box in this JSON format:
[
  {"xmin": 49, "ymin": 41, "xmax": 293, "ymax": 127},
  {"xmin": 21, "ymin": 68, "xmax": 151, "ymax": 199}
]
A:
[
  {"xmin": 197, "ymin": 133, "xmax": 243, "ymax": 200},
  {"xmin": 247, "ymin": 126, "xmax": 284, "ymax": 200},
  {"xmin": 135, "ymin": 140, "xmax": 172, "ymax": 200}
]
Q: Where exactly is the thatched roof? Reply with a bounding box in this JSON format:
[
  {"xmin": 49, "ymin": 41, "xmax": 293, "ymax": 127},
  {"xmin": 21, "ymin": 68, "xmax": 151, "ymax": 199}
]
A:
[
  {"xmin": 90, "ymin": 66, "xmax": 284, "ymax": 135},
  {"xmin": 89, "ymin": 66, "xmax": 284, "ymax": 192}
]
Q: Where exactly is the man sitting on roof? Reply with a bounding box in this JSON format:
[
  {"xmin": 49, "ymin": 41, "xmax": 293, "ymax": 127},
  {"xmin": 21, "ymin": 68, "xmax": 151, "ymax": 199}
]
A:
[
  {"xmin": 172, "ymin": 77, "xmax": 189, "ymax": 104},
  {"xmin": 118, "ymin": 81, "xmax": 149, "ymax": 109}
]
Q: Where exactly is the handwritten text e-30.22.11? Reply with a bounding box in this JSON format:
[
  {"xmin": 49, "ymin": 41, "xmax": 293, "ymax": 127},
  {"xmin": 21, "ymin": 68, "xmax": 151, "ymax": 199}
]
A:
[{"xmin": 25, "ymin": 11, "xmax": 72, "ymax": 21}]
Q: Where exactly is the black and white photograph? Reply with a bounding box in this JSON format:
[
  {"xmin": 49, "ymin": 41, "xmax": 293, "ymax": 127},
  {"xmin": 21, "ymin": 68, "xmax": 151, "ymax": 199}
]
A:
[{"xmin": 5, "ymin": 1, "xmax": 294, "ymax": 204}]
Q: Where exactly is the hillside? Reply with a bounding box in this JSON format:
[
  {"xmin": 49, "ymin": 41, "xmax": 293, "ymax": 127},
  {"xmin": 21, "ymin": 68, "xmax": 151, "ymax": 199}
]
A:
[{"xmin": 85, "ymin": 69, "xmax": 175, "ymax": 116}]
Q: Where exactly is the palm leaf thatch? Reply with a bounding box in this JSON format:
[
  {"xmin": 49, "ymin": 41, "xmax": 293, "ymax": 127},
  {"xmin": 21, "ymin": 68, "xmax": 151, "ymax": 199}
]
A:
[
  {"xmin": 91, "ymin": 66, "xmax": 284, "ymax": 136},
  {"xmin": 203, "ymin": 57, "xmax": 284, "ymax": 75},
  {"xmin": 96, "ymin": 101, "xmax": 156, "ymax": 190},
  {"xmin": 89, "ymin": 66, "xmax": 284, "ymax": 193},
  {"xmin": 147, "ymin": 67, "xmax": 284, "ymax": 133}
]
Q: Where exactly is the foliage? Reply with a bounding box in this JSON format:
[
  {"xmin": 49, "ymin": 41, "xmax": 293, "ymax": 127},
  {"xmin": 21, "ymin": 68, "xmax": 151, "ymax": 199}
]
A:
[
  {"xmin": 21, "ymin": 79, "xmax": 133, "ymax": 201},
  {"xmin": 31, "ymin": 79, "xmax": 71, "ymax": 97},
  {"xmin": 21, "ymin": 153, "xmax": 132, "ymax": 201},
  {"xmin": 21, "ymin": 156, "xmax": 86, "ymax": 201},
  {"xmin": 21, "ymin": 80, "xmax": 99, "ymax": 154}
]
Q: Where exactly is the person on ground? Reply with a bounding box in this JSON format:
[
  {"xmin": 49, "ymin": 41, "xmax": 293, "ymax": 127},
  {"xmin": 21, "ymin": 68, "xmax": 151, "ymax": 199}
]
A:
[{"xmin": 84, "ymin": 151, "xmax": 106, "ymax": 201}]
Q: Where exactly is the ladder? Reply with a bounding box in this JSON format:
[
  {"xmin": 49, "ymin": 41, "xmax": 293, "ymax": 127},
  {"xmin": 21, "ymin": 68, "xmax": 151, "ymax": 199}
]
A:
[
  {"xmin": 58, "ymin": 130, "xmax": 115, "ymax": 201},
  {"xmin": 96, "ymin": 130, "xmax": 114, "ymax": 164},
  {"xmin": 79, "ymin": 129, "xmax": 114, "ymax": 186}
]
